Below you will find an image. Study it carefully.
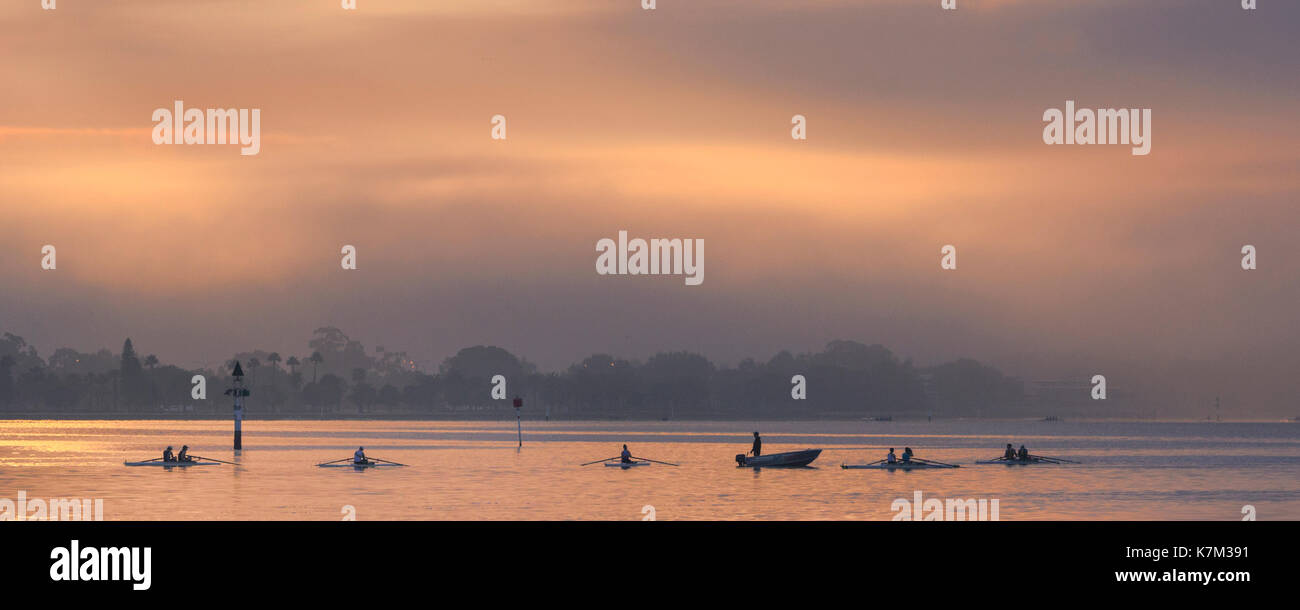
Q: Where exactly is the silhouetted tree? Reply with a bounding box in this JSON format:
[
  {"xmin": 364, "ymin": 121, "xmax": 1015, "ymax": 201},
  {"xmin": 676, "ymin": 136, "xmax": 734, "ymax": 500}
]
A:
[
  {"xmin": 0, "ymin": 355, "xmax": 14, "ymax": 410},
  {"xmin": 317, "ymin": 374, "xmax": 346, "ymax": 413},
  {"xmin": 0, "ymin": 326, "xmax": 1034, "ymax": 418},
  {"xmin": 929, "ymin": 358, "xmax": 1022, "ymax": 416},
  {"xmin": 642, "ymin": 351, "xmax": 714, "ymax": 418},
  {"xmin": 246, "ymin": 357, "xmax": 260, "ymax": 386},
  {"xmin": 120, "ymin": 339, "xmax": 145, "ymax": 408},
  {"xmin": 379, "ymin": 384, "xmax": 401, "ymax": 410},
  {"xmin": 349, "ymin": 381, "xmax": 376, "ymax": 414},
  {"xmin": 309, "ymin": 352, "xmax": 324, "ymax": 383}
]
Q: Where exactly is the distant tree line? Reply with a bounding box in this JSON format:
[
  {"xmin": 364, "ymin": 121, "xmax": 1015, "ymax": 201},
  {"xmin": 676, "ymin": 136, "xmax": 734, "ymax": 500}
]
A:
[{"xmin": 0, "ymin": 328, "xmax": 1026, "ymax": 418}]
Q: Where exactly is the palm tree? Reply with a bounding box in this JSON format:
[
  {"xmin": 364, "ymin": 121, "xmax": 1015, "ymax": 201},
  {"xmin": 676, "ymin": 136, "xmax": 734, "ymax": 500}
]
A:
[
  {"xmin": 267, "ymin": 352, "xmax": 281, "ymax": 374},
  {"xmin": 265, "ymin": 352, "xmax": 282, "ymax": 413},
  {"xmin": 286, "ymin": 355, "xmax": 300, "ymax": 375},
  {"xmin": 143, "ymin": 354, "xmax": 159, "ymax": 410},
  {"xmin": 309, "ymin": 352, "xmax": 324, "ymax": 383}
]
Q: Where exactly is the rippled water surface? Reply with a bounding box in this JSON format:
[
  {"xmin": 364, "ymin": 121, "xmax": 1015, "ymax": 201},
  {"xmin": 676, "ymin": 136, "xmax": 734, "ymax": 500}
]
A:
[{"xmin": 2, "ymin": 419, "xmax": 1298, "ymax": 520}]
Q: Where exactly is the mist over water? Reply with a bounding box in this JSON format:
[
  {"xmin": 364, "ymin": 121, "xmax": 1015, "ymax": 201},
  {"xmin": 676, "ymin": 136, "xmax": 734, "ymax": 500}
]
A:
[{"xmin": 4, "ymin": 1, "xmax": 1300, "ymax": 417}]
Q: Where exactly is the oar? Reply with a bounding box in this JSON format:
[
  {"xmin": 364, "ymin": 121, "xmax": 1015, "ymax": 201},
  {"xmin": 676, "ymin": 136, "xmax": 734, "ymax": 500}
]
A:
[
  {"xmin": 368, "ymin": 457, "xmax": 407, "ymax": 466},
  {"xmin": 912, "ymin": 457, "xmax": 961, "ymax": 468},
  {"xmin": 1030, "ymin": 454, "xmax": 1078, "ymax": 464},
  {"xmin": 189, "ymin": 455, "xmax": 238, "ymax": 465},
  {"xmin": 632, "ymin": 456, "xmax": 679, "ymax": 467},
  {"xmin": 321, "ymin": 457, "xmax": 354, "ymax": 464},
  {"xmin": 580, "ymin": 456, "xmax": 622, "ymax": 466}
]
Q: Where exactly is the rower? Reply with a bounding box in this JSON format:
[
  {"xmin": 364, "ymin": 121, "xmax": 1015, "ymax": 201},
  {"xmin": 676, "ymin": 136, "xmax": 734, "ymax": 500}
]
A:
[
  {"xmin": 354, "ymin": 446, "xmax": 370, "ymax": 465},
  {"xmin": 901, "ymin": 447, "xmax": 914, "ymax": 463},
  {"xmin": 750, "ymin": 432, "xmax": 762, "ymax": 457},
  {"xmin": 620, "ymin": 444, "xmax": 633, "ymax": 464},
  {"xmin": 162, "ymin": 446, "xmax": 176, "ymax": 462},
  {"xmin": 177, "ymin": 445, "xmax": 192, "ymax": 462},
  {"xmin": 886, "ymin": 448, "xmax": 897, "ymax": 464},
  {"xmin": 1017, "ymin": 445, "xmax": 1029, "ymax": 461},
  {"xmin": 1003, "ymin": 444, "xmax": 1016, "ymax": 460}
]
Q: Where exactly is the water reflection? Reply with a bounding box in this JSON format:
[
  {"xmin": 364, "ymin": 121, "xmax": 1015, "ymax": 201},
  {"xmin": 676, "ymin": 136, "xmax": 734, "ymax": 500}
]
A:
[{"xmin": 0, "ymin": 419, "xmax": 1297, "ymax": 520}]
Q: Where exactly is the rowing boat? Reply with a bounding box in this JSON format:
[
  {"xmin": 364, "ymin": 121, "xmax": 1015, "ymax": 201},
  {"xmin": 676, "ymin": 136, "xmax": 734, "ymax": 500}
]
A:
[
  {"xmin": 735, "ymin": 449, "xmax": 822, "ymax": 468},
  {"xmin": 604, "ymin": 461, "xmax": 651, "ymax": 468},
  {"xmin": 841, "ymin": 462, "xmax": 959, "ymax": 470},
  {"xmin": 317, "ymin": 462, "xmax": 403, "ymax": 468},
  {"xmin": 975, "ymin": 458, "xmax": 1065, "ymax": 465},
  {"xmin": 124, "ymin": 460, "xmax": 219, "ymax": 467}
]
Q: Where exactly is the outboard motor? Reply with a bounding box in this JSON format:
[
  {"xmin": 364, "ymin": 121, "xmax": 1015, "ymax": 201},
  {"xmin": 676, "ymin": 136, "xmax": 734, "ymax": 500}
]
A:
[{"xmin": 735, "ymin": 453, "xmax": 747, "ymax": 466}]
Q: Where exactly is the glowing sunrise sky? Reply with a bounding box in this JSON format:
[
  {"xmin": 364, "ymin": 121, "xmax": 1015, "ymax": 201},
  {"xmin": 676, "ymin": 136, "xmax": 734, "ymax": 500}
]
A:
[{"xmin": 1, "ymin": 0, "xmax": 1297, "ymax": 413}]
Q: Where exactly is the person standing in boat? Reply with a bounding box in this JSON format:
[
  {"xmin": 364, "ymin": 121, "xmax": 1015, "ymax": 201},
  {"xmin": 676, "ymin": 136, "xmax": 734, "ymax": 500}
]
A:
[
  {"xmin": 354, "ymin": 446, "xmax": 370, "ymax": 465},
  {"xmin": 620, "ymin": 444, "xmax": 633, "ymax": 464},
  {"xmin": 177, "ymin": 445, "xmax": 192, "ymax": 462},
  {"xmin": 1017, "ymin": 445, "xmax": 1029, "ymax": 461},
  {"xmin": 1003, "ymin": 444, "xmax": 1017, "ymax": 460},
  {"xmin": 750, "ymin": 432, "xmax": 762, "ymax": 457},
  {"xmin": 162, "ymin": 446, "xmax": 176, "ymax": 462},
  {"xmin": 886, "ymin": 448, "xmax": 897, "ymax": 464},
  {"xmin": 901, "ymin": 447, "xmax": 914, "ymax": 463}
]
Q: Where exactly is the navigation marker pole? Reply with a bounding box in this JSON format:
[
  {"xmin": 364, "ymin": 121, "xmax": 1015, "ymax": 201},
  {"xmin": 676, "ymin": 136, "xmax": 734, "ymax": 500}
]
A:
[
  {"xmin": 225, "ymin": 361, "xmax": 250, "ymax": 450},
  {"xmin": 513, "ymin": 396, "xmax": 523, "ymax": 449}
]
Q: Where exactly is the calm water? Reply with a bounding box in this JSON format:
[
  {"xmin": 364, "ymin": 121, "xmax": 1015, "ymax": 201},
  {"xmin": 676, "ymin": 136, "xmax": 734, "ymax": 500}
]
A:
[{"xmin": 1, "ymin": 419, "xmax": 1298, "ymax": 520}]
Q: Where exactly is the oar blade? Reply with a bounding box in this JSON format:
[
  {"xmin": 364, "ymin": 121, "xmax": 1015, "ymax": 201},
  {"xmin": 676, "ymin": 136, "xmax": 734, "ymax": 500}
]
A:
[{"xmin": 631, "ymin": 456, "xmax": 679, "ymax": 466}]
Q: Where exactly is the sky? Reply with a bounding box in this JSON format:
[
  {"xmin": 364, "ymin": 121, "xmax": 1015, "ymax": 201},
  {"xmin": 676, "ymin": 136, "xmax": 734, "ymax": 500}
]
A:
[{"xmin": 1, "ymin": 0, "xmax": 1297, "ymax": 414}]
